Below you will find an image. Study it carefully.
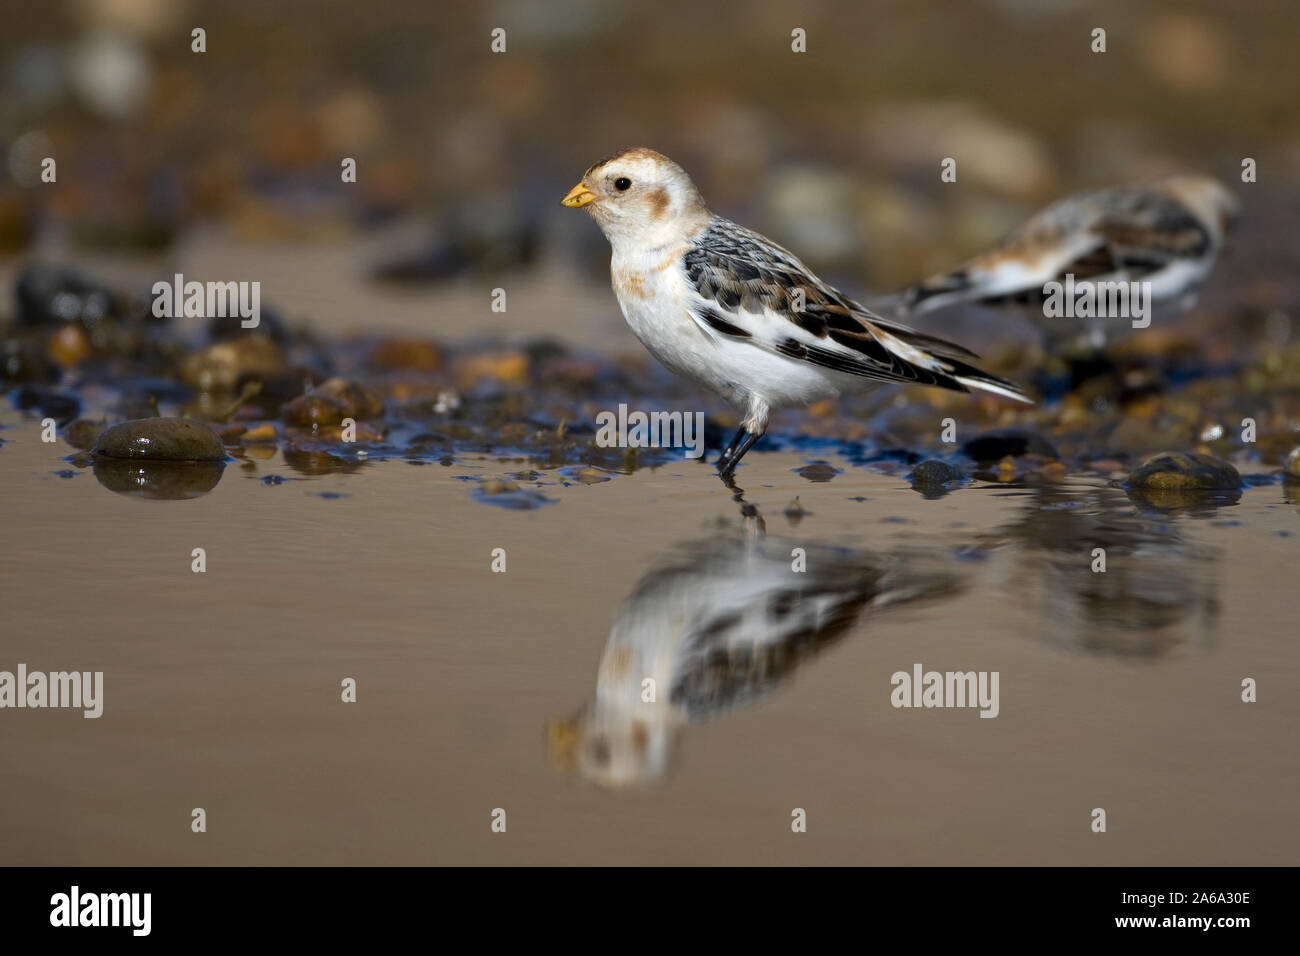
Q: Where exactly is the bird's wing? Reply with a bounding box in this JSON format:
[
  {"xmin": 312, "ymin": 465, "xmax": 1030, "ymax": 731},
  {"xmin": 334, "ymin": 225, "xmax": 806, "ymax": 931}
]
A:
[
  {"xmin": 683, "ymin": 217, "xmax": 1030, "ymax": 402},
  {"xmin": 663, "ymin": 545, "xmax": 878, "ymax": 721},
  {"xmin": 1087, "ymin": 189, "xmax": 1214, "ymax": 274}
]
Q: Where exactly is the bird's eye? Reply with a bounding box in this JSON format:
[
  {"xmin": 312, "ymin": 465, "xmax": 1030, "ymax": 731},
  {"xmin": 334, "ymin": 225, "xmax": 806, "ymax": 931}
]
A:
[{"xmin": 614, "ymin": 177, "xmax": 632, "ymax": 191}]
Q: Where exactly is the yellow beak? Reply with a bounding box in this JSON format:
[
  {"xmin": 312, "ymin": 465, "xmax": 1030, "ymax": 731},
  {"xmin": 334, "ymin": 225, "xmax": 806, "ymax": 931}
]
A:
[
  {"xmin": 561, "ymin": 181, "xmax": 596, "ymax": 208},
  {"xmin": 546, "ymin": 719, "xmax": 580, "ymax": 770}
]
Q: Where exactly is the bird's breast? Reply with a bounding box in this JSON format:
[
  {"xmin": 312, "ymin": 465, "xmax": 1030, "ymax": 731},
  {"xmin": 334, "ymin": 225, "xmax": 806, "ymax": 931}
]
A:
[{"xmin": 611, "ymin": 267, "xmax": 651, "ymax": 301}]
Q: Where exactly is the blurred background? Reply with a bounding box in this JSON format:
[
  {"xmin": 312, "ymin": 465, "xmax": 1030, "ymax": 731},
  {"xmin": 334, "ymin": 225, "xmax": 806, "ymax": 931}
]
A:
[
  {"xmin": 2, "ymin": 0, "xmax": 1297, "ymax": 344},
  {"xmin": 2, "ymin": 0, "xmax": 1299, "ymax": 866}
]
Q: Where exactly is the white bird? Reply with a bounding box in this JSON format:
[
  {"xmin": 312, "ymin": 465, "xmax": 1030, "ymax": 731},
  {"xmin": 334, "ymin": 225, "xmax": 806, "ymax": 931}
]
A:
[
  {"xmin": 899, "ymin": 175, "xmax": 1239, "ymax": 350},
  {"xmin": 562, "ymin": 147, "xmax": 1030, "ymax": 478}
]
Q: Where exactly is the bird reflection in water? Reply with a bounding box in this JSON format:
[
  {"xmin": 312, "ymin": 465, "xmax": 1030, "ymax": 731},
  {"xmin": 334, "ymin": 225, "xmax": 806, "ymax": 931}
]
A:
[{"xmin": 548, "ymin": 494, "xmax": 960, "ymax": 789}]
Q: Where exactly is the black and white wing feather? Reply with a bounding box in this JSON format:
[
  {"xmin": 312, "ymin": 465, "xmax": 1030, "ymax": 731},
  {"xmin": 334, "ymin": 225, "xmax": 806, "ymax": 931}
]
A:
[{"xmin": 682, "ymin": 217, "xmax": 1029, "ymax": 402}]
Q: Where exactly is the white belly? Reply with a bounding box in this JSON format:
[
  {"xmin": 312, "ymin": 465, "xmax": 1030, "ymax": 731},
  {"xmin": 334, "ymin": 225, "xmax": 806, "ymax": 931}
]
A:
[{"xmin": 615, "ymin": 290, "xmax": 855, "ymax": 411}]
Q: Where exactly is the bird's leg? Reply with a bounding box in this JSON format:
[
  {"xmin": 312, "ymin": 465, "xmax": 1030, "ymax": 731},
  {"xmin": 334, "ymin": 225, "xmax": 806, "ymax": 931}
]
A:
[
  {"xmin": 717, "ymin": 426, "xmax": 749, "ymax": 470},
  {"xmin": 716, "ymin": 429, "xmax": 761, "ymax": 479},
  {"xmin": 716, "ymin": 400, "xmax": 769, "ymax": 480}
]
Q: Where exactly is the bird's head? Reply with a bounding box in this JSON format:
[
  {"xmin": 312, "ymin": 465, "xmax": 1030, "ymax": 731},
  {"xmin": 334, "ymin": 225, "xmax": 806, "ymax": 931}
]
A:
[
  {"xmin": 546, "ymin": 707, "xmax": 675, "ymax": 790},
  {"xmin": 1159, "ymin": 174, "xmax": 1241, "ymax": 238},
  {"xmin": 561, "ymin": 147, "xmax": 709, "ymax": 246}
]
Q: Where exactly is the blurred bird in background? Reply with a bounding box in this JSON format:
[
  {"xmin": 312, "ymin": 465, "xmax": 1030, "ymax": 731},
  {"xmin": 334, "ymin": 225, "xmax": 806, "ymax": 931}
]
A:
[{"xmin": 897, "ymin": 176, "xmax": 1240, "ymax": 355}]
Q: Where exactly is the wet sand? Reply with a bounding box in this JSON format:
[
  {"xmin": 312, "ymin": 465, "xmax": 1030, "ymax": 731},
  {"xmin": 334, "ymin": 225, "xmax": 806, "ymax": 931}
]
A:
[{"xmin": 1, "ymin": 425, "xmax": 1295, "ymax": 865}]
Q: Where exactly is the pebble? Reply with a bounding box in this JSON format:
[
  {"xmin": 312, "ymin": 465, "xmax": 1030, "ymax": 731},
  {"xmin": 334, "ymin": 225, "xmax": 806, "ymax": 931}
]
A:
[
  {"xmin": 1126, "ymin": 451, "xmax": 1242, "ymax": 491},
  {"xmin": 46, "ymin": 324, "xmax": 92, "ymax": 368},
  {"xmin": 179, "ymin": 338, "xmax": 286, "ymax": 392},
  {"xmin": 92, "ymin": 418, "xmax": 226, "ymax": 461},
  {"xmin": 240, "ymin": 423, "xmax": 279, "ymax": 442},
  {"xmin": 281, "ymin": 394, "xmax": 348, "ymax": 429},
  {"xmin": 315, "ymin": 377, "xmax": 385, "ymax": 419},
  {"xmin": 61, "ymin": 418, "xmax": 104, "ymax": 450},
  {"xmin": 368, "ymin": 338, "xmax": 442, "ymax": 372},
  {"xmin": 455, "ymin": 351, "xmax": 529, "ymax": 389}
]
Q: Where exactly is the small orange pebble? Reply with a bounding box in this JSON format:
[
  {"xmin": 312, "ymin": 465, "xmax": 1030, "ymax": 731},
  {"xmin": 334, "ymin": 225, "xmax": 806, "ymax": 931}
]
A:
[
  {"xmin": 455, "ymin": 351, "xmax": 529, "ymax": 389},
  {"xmin": 47, "ymin": 325, "xmax": 91, "ymax": 368},
  {"xmin": 369, "ymin": 338, "xmax": 442, "ymax": 372},
  {"xmin": 1125, "ymin": 397, "xmax": 1161, "ymax": 421},
  {"xmin": 241, "ymin": 423, "xmax": 278, "ymax": 442}
]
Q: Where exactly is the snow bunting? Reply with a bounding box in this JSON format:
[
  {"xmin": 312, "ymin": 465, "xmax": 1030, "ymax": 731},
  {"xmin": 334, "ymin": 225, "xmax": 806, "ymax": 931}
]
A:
[
  {"xmin": 562, "ymin": 147, "xmax": 1030, "ymax": 478},
  {"xmin": 900, "ymin": 175, "xmax": 1239, "ymax": 350},
  {"xmin": 547, "ymin": 537, "xmax": 957, "ymax": 788}
]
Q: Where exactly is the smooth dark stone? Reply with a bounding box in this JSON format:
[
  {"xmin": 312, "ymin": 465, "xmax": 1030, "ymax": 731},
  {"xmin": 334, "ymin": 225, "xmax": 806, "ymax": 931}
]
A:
[{"xmin": 92, "ymin": 418, "xmax": 226, "ymax": 461}]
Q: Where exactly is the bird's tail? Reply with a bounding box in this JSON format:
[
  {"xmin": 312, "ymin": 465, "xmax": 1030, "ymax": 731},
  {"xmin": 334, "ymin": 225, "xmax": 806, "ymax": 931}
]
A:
[
  {"xmin": 868, "ymin": 322, "xmax": 1034, "ymax": 405},
  {"xmin": 899, "ymin": 269, "xmax": 976, "ymax": 313},
  {"xmin": 947, "ymin": 359, "xmax": 1034, "ymax": 404}
]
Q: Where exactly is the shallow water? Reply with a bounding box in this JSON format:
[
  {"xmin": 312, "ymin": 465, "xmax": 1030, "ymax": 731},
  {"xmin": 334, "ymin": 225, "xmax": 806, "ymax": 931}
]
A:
[{"xmin": 1, "ymin": 413, "xmax": 1295, "ymax": 865}]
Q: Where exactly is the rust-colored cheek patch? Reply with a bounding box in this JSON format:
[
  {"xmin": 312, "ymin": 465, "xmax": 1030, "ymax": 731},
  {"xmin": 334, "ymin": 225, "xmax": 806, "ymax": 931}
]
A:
[{"xmin": 648, "ymin": 187, "xmax": 670, "ymax": 220}]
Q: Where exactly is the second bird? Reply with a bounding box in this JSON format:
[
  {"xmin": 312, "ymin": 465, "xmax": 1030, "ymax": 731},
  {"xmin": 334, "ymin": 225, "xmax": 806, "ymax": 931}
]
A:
[{"xmin": 900, "ymin": 175, "xmax": 1239, "ymax": 352}]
